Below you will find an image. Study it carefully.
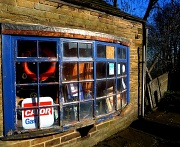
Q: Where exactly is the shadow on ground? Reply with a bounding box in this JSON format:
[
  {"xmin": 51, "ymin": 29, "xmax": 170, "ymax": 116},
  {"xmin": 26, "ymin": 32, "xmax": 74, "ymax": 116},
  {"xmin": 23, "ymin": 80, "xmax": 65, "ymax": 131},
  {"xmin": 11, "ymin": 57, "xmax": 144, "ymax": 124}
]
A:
[{"xmin": 93, "ymin": 97, "xmax": 180, "ymax": 147}]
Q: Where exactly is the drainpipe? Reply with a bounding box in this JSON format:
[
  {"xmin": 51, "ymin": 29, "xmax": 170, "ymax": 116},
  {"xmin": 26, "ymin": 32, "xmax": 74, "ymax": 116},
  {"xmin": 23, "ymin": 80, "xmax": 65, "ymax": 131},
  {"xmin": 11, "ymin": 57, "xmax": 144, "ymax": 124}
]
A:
[{"xmin": 141, "ymin": 23, "xmax": 148, "ymax": 118}]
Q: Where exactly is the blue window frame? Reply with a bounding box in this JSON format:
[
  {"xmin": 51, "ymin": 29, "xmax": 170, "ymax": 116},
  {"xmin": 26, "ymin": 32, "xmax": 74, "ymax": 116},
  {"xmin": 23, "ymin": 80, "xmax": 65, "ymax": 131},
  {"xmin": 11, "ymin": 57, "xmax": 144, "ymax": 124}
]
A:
[{"xmin": 2, "ymin": 35, "xmax": 130, "ymax": 137}]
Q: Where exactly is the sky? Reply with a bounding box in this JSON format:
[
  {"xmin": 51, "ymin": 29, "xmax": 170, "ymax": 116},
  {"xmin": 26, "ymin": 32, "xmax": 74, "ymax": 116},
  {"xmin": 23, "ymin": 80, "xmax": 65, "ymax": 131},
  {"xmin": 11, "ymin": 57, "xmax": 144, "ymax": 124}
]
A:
[{"xmin": 106, "ymin": 0, "xmax": 176, "ymax": 22}]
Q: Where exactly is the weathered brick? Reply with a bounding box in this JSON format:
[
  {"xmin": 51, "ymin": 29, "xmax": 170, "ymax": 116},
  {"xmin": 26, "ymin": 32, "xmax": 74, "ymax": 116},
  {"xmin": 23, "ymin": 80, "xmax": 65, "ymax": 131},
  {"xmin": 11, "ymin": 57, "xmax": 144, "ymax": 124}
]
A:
[
  {"xmin": 45, "ymin": 138, "xmax": 60, "ymax": 147},
  {"xmin": 96, "ymin": 121, "xmax": 110, "ymax": 130},
  {"xmin": 31, "ymin": 136, "xmax": 53, "ymax": 145},
  {"xmin": 53, "ymin": 130, "xmax": 75, "ymax": 139},
  {"xmin": 0, "ymin": 0, "xmax": 16, "ymax": 5},
  {"xmin": 34, "ymin": 3, "xmax": 55, "ymax": 12},
  {"xmin": 31, "ymin": 143, "xmax": 44, "ymax": 147},
  {"xmin": 16, "ymin": 0, "xmax": 34, "ymax": 8},
  {"xmin": 61, "ymin": 131, "xmax": 81, "ymax": 143}
]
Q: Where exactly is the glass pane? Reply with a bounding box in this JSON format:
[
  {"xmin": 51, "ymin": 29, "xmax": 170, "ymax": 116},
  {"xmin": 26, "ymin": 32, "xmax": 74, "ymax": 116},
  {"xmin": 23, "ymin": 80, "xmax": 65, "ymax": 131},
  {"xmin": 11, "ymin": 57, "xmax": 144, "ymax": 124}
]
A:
[
  {"xmin": 106, "ymin": 80, "xmax": 115, "ymax": 95},
  {"xmin": 97, "ymin": 44, "xmax": 106, "ymax": 58},
  {"xmin": 96, "ymin": 98, "xmax": 107, "ymax": 115},
  {"xmin": 116, "ymin": 94, "xmax": 121, "ymax": 110},
  {"xmin": 63, "ymin": 104, "xmax": 79, "ymax": 124},
  {"xmin": 122, "ymin": 48, "xmax": 126, "ymax": 59},
  {"xmin": 17, "ymin": 40, "xmax": 37, "ymax": 57},
  {"xmin": 21, "ymin": 61, "xmax": 38, "ymax": 81},
  {"xmin": 16, "ymin": 86, "xmax": 38, "ymax": 99},
  {"xmin": 96, "ymin": 80, "xmax": 106, "ymax": 98},
  {"xmin": 39, "ymin": 62, "xmax": 57, "ymax": 82},
  {"xmin": 82, "ymin": 82, "xmax": 94, "ymax": 100},
  {"xmin": 117, "ymin": 63, "xmax": 121, "ymax": 75},
  {"xmin": 117, "ymin": 78, "xmax": 122, "ymax": 92},
  {"xmin": 62, "ymin": 62, "xmax": 78, "ymax": 81},
  {"xmin": 96, "ymin": 62, "xmax": 106, "ymax": 79},
  {"xmin": 80, "ymin": 101, "xmax": 93, "ymax": 119},
  {"xmin": 122, "ymin": 92, "xmax": 127, "ymax": 107},
  {"xmin": 16, "ymin": 62, "xmax": 34, "ymax": 84},
  {"xmin": 79, "ymin": 43, "xmax": 92, "ymax": 57},
  {"xmin": 106, "ymin": 46, "xmax": 114, "ymax": 59},
  {"xmin": 38, "ymin": 41, "xmax": 56, "ymax": 58},
  {"xmin": 108, "ymin": 63, "xmax": 115, "ymax": 77},
  {"xmin": 40, "ymin": 85, "xmax": 58, "ymax": 103},
  {"xmin": 79, "ymin": 62, "xmax": 93, "ymax": 80},
  {"xmin": 106, "ymin": 95, "xmax": 115, "ymax": 113},
  {"xmin": 122, "ymin": 77, "xmax": 127, "ymax": 90},
  {"xmin": 63, "ymin": 42, "xmax": 78, "ymax": 57},
  {"xmin": 63, "ymin": 83, "xmax": 83, "ymax": 102},
  {"xmin": 117, "ymin": 48, "xmax": 121, "ymax": 59},
  {"xmin": 121, "ymin": 63, "xmax": 126, "ymax": 75}
]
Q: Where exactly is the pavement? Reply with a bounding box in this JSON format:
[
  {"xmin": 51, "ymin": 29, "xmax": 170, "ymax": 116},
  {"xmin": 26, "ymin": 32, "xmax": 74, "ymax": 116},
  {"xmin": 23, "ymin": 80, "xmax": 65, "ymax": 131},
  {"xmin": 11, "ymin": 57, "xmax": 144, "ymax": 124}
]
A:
[{"xmin": 93, "ymin": 101, "xmax": 180, "ymax": 147}]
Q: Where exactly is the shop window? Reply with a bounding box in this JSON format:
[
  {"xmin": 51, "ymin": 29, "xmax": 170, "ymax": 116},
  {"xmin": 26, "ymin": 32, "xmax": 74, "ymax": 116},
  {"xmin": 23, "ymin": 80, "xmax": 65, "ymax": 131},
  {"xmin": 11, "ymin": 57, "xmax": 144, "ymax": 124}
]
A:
[{"xmin": 2, "ymin": 35, "xmax": 129, "ymax": 137}]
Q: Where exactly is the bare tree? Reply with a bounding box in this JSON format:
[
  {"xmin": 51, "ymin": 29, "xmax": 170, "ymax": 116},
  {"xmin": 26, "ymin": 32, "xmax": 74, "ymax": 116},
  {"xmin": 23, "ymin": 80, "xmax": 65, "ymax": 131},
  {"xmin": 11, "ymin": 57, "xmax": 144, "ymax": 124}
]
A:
[
  {"xmin": 148, "ymin": 0, "xmax": 180, "ymax": 75},
  {"xmin": 104, "ymin": 0, "xmax": 158, "ymax": 20}
]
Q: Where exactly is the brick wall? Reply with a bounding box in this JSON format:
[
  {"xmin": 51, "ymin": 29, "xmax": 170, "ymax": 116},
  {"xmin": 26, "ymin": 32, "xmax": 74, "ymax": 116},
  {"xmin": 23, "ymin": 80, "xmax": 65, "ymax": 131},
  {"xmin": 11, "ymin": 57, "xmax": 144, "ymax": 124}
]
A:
[{"xmin": 0, "ymin": 0, "xmax": 143, "ymax": 146}]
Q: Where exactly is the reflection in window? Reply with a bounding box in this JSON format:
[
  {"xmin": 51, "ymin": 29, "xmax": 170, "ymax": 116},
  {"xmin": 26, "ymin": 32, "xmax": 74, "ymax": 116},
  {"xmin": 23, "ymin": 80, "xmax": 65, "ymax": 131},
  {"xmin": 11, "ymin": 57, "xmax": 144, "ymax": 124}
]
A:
[
  {"xmin": 63, "ymin": 42, "xmax": 78, "ymax": 57},
  {"xmin": 79, "ymin": 43, "xmax": 92, "ymax": 58},
  {"xmin": 80, "ymin": 101, "xmax": 93, "ymax": 119},
  {"xmin": 97, "ymin": 44, "xmax": 106, "ymax": 58},
  {"xmin": 117, "ymin": 47, "xmax": 126, "ymax": 59},
  {"xmin": 63, "ymin": 104, "xmax": 79, "ymax": 124},
  {"xmin": 17, "ymin": 40, "xmax": 37, "ymax": 57},
  {"xmin": 96, "ymin": 62, "xmax": 106, "ymax": 79},
  {"xmin": 122, "ymin": 48, "xmax": 126, "ymax": 59}
]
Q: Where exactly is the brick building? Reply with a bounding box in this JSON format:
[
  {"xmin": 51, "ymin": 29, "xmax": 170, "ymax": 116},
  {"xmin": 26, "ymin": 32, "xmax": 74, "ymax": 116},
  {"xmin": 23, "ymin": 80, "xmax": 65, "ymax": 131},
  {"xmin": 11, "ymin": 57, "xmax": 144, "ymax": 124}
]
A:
[{"xmin": 0, "ymin": 0, "xmax": 146, "ymax": 146}]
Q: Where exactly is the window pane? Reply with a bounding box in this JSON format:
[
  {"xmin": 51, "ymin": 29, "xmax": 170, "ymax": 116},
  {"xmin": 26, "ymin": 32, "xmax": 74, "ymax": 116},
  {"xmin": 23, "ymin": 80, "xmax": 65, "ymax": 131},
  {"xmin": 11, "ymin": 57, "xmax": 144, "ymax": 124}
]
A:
[
  {"xmin": 122, "ymin": 92, "xmax": 127, "ymax": 107},
  {"xmin": 39, "ymin": 62, "xmax": 57, "ymax": 82},
  {"xmin": 16, "ymin": 85, "xmax": 38, "ymax": 99},
  {"xmin": 122, "ymin": 77, "xmax": 127, "ymax": 90},
  {"xmin": 122, "ymin": 48, "xmax": 126, "ymax": 59},
  {"xmin": 79, "ymin": 62, "xmax": 93, "ymax": 80},
  {"xmin": 117, "ymin": 47, "xmax": 121, "ymax": 59},
  {"xmin": 82, "ymin": 82, "xmax": 94, "ymax": 99},
  {"xmin": 63, "ymin": 83, "xmax": 83, "ymax": 102},
  {"xmin": 96, "ymin": 80, "xmax": 106, "ymax": 98},
  {"xmin": 121, "ymin": 63, "xmax": 126, "ymax": 75},
  {"xmin": 116, "ymin": 93, "xmax": 121, "ymax": 109},
  {"xmin": 62, "ymin": 62, "xmax": 78, "ymax": 81},
  {"xmin": 40, "ymin": 85, "xmax": 58, "ymax": 102},
  {"xmin": 106, "ymin": 46, "xmax": 114, "ymax": 59},
  {"xmin": 80, "ymin": 101, "xmax": 93, "ymax": 119},
  {"xmin": 117, "ymin": 78, "xmax": 122, "ymax": 92},
  {"xmin": 17, "ymin": 40, "xmax": 37, "ymax": 57},
  {"xmin": 117, "ymin": 63, "xmax": 121, "ymax": 75},
  {"xmin": 38, "ymin": 41, "xmax": 57, "ymax": 58},
  {"xmin": 117, "ymin": 47, "xmax": 126, "ymax": 59},
  {"xmin": 106, "ymin": 95, "xmax": 115, "ymax": 113},
  {"xmin": 79, "ymin": 43, "xmax": 92, "ymax": 57},
  {"xmin": 97, "ymin": 44, "xmax": 106, "ymax": 58},
  {"xmin": 96, "ymin": 62, "xmax": 106, "ymax": 79},
  {"xmin": 63, "ymin": 104, "xmax": 79, "ymax": 124},
  {"xmin": 108, "ymin": 63, "xmax": 115, "ymax": 77},
  {"xmin": 63, "ymin": 42, "xmax": 78, "ymax": 57},
  {"xmin": 96, "ymin": 98, "xmax": 107, "ymax": 115},
  {"xmin": 106, "ymin": 80, "xmax": 115, "ymax": 95}
]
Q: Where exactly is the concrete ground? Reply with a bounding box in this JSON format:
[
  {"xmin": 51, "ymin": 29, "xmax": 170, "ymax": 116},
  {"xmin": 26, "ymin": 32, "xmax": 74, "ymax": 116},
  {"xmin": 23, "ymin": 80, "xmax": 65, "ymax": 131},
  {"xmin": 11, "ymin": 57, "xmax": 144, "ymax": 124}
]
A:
[{"xmin": 93, "ymin": 100, "xmax": 180, "ymax": 147}]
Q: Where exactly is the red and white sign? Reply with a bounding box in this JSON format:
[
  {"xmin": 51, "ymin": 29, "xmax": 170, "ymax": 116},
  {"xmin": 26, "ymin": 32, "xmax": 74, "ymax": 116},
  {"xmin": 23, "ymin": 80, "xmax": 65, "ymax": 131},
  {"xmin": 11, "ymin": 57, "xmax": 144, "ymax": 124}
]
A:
[{"xmin": 22, "ymin": 97, "xmax": 54, "ymax": 129}]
